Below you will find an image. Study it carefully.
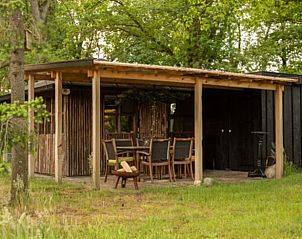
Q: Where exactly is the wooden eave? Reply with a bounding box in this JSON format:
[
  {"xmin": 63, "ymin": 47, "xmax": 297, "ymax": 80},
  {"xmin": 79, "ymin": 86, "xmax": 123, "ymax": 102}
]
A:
[{"xmin": 24, "ymin": 59, "xmax": 298, "ymax": 90}]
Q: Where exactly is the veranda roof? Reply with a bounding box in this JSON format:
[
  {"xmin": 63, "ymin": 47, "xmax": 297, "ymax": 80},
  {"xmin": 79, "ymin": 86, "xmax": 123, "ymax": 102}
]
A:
[{"xmin": 24, "ymin": 59, "xmax": 298, "ymax": 90}]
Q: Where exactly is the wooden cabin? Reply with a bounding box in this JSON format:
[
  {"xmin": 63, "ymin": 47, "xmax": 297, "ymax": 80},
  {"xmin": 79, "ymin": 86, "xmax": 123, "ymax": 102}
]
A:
[
  {"xmin": 10, "ymin": 82, "xmax": 263, "ymax": 176},
  {"xmin": 20, "ymin": 59, "xmax": 296, "ymax": 188}
]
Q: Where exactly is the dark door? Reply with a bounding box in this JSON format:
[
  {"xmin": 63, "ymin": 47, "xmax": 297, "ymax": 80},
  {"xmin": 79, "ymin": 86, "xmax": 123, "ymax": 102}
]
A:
[
  {"xmin": 203, "ymin": 89, "xmax": 258, "ymax": 171},
  {"xmin": 203, "ymin": 90, "xmax": 230, "ymax": 169},
  {"xmin": 228, "ymin": 92, "xmax": 253, "ymax": 170}
]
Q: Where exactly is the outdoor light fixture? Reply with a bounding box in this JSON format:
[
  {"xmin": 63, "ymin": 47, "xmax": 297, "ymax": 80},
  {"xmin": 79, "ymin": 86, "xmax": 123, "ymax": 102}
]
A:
[{"xmin": 62, "ymin": 88, "xmax": 70, "ymax": 95}]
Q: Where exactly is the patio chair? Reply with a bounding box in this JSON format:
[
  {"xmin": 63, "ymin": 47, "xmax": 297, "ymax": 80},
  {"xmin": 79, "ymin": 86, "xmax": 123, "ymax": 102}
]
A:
[
  {"xmin": 140, "ymin": 139, "xmax": 172, "ymax": 183},
  {"xmin": 171, "ymin": 138, "xmax": 194, "ymax": 181},
  {"xmin": 115, "ymin": 138, "xmax": 133, "ymax": 147},
  {"xmin": 103, "ymin": 139, "xmax": 134, "ymax": 182},
  {"xmin": 136, "ymin": 138, "xmax": 150, "ymax": 147},
  {"xmin": 115, "ymin": 138, "xmax": 134, "ymax": 155}
]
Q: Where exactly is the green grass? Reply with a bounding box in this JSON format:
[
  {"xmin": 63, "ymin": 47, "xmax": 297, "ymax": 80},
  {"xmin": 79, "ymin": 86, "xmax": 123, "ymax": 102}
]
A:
[{"xmin": 1, "ymin": 174, "xmax": 302, "ymax": 238}]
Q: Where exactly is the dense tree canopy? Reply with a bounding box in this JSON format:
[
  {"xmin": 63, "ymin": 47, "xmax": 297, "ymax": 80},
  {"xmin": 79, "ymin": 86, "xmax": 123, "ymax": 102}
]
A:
[{"xmin": 0, "ymin": 0, "xmax": 301, "ymax": 93}]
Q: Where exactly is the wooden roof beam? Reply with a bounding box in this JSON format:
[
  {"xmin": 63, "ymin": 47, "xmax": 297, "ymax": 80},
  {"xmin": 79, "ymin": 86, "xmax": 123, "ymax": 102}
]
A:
[
  {"xmin": 25, "ymin": 59, "xmax": 94, "ymax": 72},
  {"xmin": 95, "ymin": 69, "xmax": 196, "ymax": 85},
  {"xmin": 201, "ymin": 78, "xmax": 279, "ymax": 91}
]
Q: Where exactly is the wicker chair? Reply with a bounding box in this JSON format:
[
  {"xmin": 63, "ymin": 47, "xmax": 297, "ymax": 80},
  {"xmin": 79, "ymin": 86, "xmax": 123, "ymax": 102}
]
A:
[
  {"xmin": 140, "ymin": 139, "xmax": 172, "ymax": 183},
  {"xmin": 171, "ymin": 138, "xmax": 194, "ymax": 181},
  {"xmin": 103, "ymin": 139, "xmax": 134, "ymax": 182}
]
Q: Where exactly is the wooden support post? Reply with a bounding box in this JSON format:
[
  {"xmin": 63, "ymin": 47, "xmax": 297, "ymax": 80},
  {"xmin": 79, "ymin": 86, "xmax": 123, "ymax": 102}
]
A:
[
  {"xmin": 92, "ymin": 70, "xmax": 101, "ymax": 189},
  {"xmin": 28, "ymin": 74, "xmax": 35, "ymax": 177},
  {"xmin": 55, "ymin": 72, "xmax": 63, "ymax": 183},
  {"xmin": 275, "ymin": 85, "xmax": 284, "ymax": 178},
  {"xmin": 194, "ymin": 79, "xmax": 203, "ymax": 185}
]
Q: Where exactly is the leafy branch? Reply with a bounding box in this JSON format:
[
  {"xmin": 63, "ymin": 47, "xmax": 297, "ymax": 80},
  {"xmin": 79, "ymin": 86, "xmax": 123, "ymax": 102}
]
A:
[{"xmin": 0, "ymin": 96, "xmax": 49, "ymax": 160}]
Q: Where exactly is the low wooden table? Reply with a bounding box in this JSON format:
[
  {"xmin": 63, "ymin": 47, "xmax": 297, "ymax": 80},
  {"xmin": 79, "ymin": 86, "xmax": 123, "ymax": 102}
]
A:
[{"xmin": 112, "ymin": 170, "xmax": 140, "ymax": 190}]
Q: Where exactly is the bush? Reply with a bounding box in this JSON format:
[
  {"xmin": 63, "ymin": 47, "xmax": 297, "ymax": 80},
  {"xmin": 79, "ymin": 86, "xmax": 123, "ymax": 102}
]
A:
[
  {"xmin": 284, "ymin": 159, "xmax": 299, "ymax": 176},
  {"xmin": 270, "ymin": 142, "xmax": 300, "ymax": 176}
]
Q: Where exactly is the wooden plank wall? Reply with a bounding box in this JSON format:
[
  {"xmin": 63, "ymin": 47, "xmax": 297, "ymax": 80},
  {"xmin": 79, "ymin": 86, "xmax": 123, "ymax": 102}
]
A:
[
  {"xmin": 262, "ymin": 86, "xmax": 302, "ymax": 167},
  {"xmin": 35, "ymin": 95, "xmax": 56, "ymax": 175},
  {"xmin": 138, "ymin": 102, "xmax": 168, "ymax": 139},
  {"xmin": 35, "ymin": 134, "xmax": 66, "ymax": 175},
  {"xmin": 65, "ymin": 88, "xmax": 92, "ymax": 176},
  {"xmin": 35, "ymin": 134, "xmax": 55, "ymax": 175}
]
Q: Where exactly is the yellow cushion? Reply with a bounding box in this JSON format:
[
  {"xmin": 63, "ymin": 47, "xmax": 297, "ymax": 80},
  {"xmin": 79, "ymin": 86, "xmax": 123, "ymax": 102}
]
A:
[
  {"xmin": 191, "ymin": 156, "xmax": 195, "ymax": 161},
  {"xmin": 108, "ymin": 157, "xmax": 134, "ymax": 165}
]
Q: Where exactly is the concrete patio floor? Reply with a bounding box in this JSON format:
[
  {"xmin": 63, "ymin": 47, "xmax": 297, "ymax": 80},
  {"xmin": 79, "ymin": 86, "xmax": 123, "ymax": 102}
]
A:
[{"xmin": 35, "ymin": 170, "xmax": 266, "ymax": 190}]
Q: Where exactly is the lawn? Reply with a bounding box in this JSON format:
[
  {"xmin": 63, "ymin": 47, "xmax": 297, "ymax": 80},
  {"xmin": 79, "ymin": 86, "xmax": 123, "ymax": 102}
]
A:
[{"xmin": 1, "ymin": 174, "xmax": 302, "ymax": 239}]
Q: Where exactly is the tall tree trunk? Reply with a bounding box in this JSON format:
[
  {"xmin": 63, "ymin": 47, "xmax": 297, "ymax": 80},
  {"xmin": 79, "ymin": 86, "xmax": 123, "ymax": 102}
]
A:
[{"xmin": 9, "ymin": 7, "xmax": 27, "ymax": 205}]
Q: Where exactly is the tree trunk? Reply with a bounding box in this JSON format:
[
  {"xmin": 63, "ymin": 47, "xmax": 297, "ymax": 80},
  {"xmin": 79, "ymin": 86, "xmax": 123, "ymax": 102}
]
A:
[{"xmin": 9, "ymin": 7, "xmax": 28, "ymax": 205}]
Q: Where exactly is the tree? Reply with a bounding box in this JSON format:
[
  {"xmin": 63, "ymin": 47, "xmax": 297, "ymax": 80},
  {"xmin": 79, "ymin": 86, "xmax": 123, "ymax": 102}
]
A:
[
  {"xmin": 0, "ymin": 0, "xmax": 51, "ymax": 204},
  {"xmin": 91, "ymin": 0, "xmax": 301, "ymax": 73},
  {"xmin": 7, "ymin": 0, "xmax": 27, "ymax": 204},
  {"xmin": 91, "ymin": 0, "xmax": 248, "ymax": 70},
  {"xmin": 237, "ymin": 0, "xmax": 302, "ymax": 73}
]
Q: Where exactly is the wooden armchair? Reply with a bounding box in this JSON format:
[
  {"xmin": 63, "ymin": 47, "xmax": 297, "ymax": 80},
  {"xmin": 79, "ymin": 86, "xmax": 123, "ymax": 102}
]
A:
[
  {"xmin": 103, "ymin": 139, "xmax": 134, "ymax": 182},
  {"xmin": 140, "ymin": 139, "xmax": 172, "ymax": 183},
  {"xmin": 171, "ymin": 138, "xmax": 194, "ymax": 181}
]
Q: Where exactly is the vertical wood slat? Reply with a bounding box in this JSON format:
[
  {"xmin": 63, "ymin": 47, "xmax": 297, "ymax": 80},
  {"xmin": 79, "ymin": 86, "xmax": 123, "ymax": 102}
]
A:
[
  {"xmin": 275, "ymin": 85, "xmax": 284, "ymax": 178},
  {"xmin": 55, "ymin": 72, "xmax": 63, "ymax": 183},
  {"xmin": 100, "ymin": 95, "xmax": 104, "ymax": 174},
  {"xmin": 64, "ymin": 96, "xmax": 68, "ymax": 175},
  {"xmin": 92, "ymin": 71, "xmax": 101, "ymax": 189},
  {"xmin": 75, "ymin": 95, "xmax": 79, "ymax": 175},
  {"xmin": 261, "ymin": 91, "xmax": 268, "ymax": 163},
  {"xmin": 72, "ymin": 96, "xmax": 75, "ymax": 175},
  {"xmin": 79, "ymin": 92, "xmax": 83, "ymax": 175},
  {"xmin": 266, "ymin": 91, "xmax": 275, "ymax": 156},
  {"xmin": 292, "ymin": 86, "xmax": 301, "ymax": 167},
  {"xmin": 80, "ymin": 92, "xmax": 84, "ymax": 175},
  {"xmin": 194, "ymin": 80, "xmax": 203, "ymax": 185},
  {"xmin": 283, "ymin": 86, "xmax": 293, "ymax": 161},
  {"xmin": 28, "ymin": 74, "xmax": 35, "ymax": 177}
]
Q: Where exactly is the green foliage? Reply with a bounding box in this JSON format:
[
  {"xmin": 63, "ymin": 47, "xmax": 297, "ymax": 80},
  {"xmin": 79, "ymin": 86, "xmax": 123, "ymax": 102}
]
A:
[
  {"xmin": 1, "ymin": 0, "xmax": 301, "ymax": 92},
  {"xmin": 0, "ymin": 162, "xmax": 10, "ymax": 176},
  {"xmin": 284, "ymin": 160, "xmax": 300, "ymax": 176},
  {"xmin": 97, "ymin": 0, "xmax": 301, "ymax": 72},
  {"xmin": 243, "ymin": 0, "xmax": 302, "ymax": 73},
  {"xmin": 0, "ymin": 97, "xmax": 49, "ymax": 158}
]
